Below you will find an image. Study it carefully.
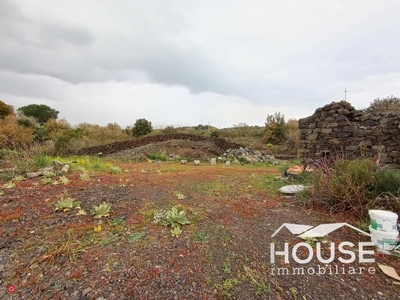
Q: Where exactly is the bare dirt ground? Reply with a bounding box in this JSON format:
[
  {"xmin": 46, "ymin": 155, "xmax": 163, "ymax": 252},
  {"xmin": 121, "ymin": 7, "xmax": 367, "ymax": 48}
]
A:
[{"xmin": 1, "ymin": 160, "xmax": 400, "ymax": 299}]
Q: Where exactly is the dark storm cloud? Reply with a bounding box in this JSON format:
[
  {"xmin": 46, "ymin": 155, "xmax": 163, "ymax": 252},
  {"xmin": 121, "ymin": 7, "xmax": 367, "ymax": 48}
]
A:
[
  {"xmin": 0, "ymin": 0, "xmax": 95, "ymax": 83},
  {"xmin": 0, "ymin": 0, "xmax": 238, "ymax": 98}
]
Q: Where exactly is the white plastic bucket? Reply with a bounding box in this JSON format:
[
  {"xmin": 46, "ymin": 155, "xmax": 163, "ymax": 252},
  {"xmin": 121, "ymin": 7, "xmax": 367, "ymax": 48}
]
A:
[
  {"xmin": 369, "ymin": 210, "xmax": 398, "ymax": 232},
  {"xmin": 369, "ymin": 225, "xmax": 398, "ymax": 251}
]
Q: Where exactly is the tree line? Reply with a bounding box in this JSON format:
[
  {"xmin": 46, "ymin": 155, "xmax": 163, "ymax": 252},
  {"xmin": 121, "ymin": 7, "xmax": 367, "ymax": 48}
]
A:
[{"xmin": 0, "ymin": 96, "xmax": 399, "ymax": 155}]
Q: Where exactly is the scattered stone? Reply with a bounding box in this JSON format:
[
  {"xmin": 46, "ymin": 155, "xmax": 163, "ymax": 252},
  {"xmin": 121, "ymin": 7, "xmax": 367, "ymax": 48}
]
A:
[
  {"xmin": 194, "ymin": 160, "xmax": 200, "ymax": 166},
  {"xmin": 82, "ymin": 288, "xmax": 92, "ymax": 297},
  {"xmin": 68, "ymin": 294, "xmax": 80, "ymax": 300},
  {"xmin": 223, "ymin": 147, "xmax": 279, "ymax": 164},
  {"xmin": 65, "ymin": 281, "xmax": 73, "ymax": 289}
]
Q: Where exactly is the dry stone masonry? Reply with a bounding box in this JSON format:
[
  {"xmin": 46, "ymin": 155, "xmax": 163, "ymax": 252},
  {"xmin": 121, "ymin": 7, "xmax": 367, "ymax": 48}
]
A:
[{"xmin": 298, "ymin": 101, "xmax": 400, "ymax": 168}]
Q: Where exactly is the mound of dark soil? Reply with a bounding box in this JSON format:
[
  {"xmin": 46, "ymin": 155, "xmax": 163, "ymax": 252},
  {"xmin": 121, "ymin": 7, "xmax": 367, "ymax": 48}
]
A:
[{"xmin": 71, "ymin": 134, "xmax": 244, "ymax": 157}]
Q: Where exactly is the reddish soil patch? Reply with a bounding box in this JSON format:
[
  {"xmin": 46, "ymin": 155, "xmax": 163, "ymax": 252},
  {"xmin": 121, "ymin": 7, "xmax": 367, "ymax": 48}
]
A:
[{"xmin": 0, "ymin": 162, "xmax": 399, "ymax": 299}]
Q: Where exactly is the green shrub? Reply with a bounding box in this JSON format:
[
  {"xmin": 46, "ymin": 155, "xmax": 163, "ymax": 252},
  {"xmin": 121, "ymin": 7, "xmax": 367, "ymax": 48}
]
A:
[
  {"xmin": 109, "ymin": 166, "xmax": 122, "ymax": 174},
  {"xmin": 33, "ymin": 154, "xmax": 52, "ymax": 169},
  {"xmin": 210, "ymin": 130, "xmax": 220, "ymax": 138},
  {"xmin": 372, "ymin": 167, "xmax": 400, "ymax": 195},
  {"xmin": 162, "ymin": 126, "xmax": 177, "ymax": 134},
  {"xmin": 150, "ymin": 153, "xmax": 167, "ymax": 161},
  {"xmin": 0, "ymin": 149, "xmax": 19, "ymax": 159}
]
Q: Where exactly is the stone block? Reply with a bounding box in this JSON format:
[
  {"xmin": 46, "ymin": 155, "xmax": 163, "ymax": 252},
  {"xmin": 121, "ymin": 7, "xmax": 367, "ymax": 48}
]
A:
[
  {"xmin": 388, "ymin": 151, "xmax": 400, "ymax": 158},
  {"xmin": 326, "ymin": 123, "xmax": 339, "ymax": 128},
  {"xmin": 320, "ymin": 128, "xmax": 332, "ymax": 134},
  {"xmin": 307, "ymin": 133, "xmax": 319, "ymax": 140},
  {"xmin": 342, "ymin": 126, "xmax": 356, "ymax": 132},
  {"xmin": 346, "ymin": 146, "xmax": 358, "ymax": 151}
]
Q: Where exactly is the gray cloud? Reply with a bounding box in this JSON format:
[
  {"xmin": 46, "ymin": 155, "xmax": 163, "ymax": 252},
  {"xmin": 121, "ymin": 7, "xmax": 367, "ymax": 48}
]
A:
[{"xmin": 1, "ymin": 0, "xmax": 400, "ymax": 127}]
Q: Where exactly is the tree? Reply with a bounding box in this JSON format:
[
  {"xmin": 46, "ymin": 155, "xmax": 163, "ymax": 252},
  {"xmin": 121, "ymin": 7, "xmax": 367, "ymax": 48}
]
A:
[
  {"xmin": 366, "ymin": 96, "xmax": 400, "ymax": 114},
  {"xmin": 285, "ymin": 119, "xmax": 299, "ymax": 151},
  {"xmin": 0, "ymin": 100, "xmax": 14, "ymax": 119},
  {"xmin": 17, "ymin": 104, "xmax": 59, "ymax": 124},
  {"xmin": 263, "ymin": 112, "xmax": 288, "ymax": 144},
  {"xmin": 132, "ymin": 118, "xmax": 153, "ymax": 137}
]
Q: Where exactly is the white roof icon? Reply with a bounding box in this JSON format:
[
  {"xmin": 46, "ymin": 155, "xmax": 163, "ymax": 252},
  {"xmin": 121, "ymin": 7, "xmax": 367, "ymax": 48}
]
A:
[{"xmin": 271, "ymin": 223, "xmax": 371, "ymax": 238}]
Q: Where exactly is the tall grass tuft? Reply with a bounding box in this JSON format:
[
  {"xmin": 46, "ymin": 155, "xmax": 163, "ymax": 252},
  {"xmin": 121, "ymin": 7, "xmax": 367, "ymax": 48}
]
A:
[{"xmin": 0, "ymin": 143, "xmax": 53, "ymax": 178}]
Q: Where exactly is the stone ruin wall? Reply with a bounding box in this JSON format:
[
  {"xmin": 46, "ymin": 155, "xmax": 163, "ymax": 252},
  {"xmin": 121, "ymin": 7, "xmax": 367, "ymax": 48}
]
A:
[{"xmin": 298, "ymin": 101, "xmax": 400, "ymax": 169}]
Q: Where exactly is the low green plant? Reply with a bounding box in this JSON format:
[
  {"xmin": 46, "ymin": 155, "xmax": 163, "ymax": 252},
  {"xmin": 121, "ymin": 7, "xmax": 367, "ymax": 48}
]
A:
[
  {"xmin": 75, "ymin": 166, "xmax": 87, "ymax": 173},
  {"xmin": 170, "ymin": 226, "xmax": 182, "ymax": 237},
  {"xmin": 173, "ymin": 191, "xmax": 186, "ymax": 200},
  {"xmin": 76, "ymin": 209, "xmax": 87, "ymax": 216},
  {"xmin": 0, "ymin": 191, "xmax": 4, "ymax": 196},
  {"xmin": 92, "ymin": 202, "xmax": 112, "ymax": 218},
  {"xmin": 59, "ymin": 176, "xmax": 70, "ymax": 184},
  {"xmin": 109, "ymin": 166, "xmax": 122, "ymax": 174},
  {"xmin": 215, "ymin": 278, "xmax": 240, "ymax": 297},
  {"xmin": 356, "ymin": 220, "xmax": 369, "ymax": 232},
  {"xmin": 195, "ymin": 231, "xmax": 211, "ymax": 243},
  {"xmin": 141, "ymin": 208, "xmax": 157, "ymax": 222},
  {"xmin": 55, "ymin": 197, "xmax": 81, "ymax": 211},
  {"xmin": 222, "ymin": 261, "xmax": 231, "ymax": 274},
  {"xmin": 160, "ymin": 206, "xmax": 190, "ymax": 228},
  {"xmin": 100, "ymin": 235, "xmax": 119, "ymax": 246},
  {"xmin": 238, "ymin": 156, "xmax": 247, "ymax": 165},
  {"xmin": 41, "ymin": 177, "xmax": 53, "ymax": 185},
  {"xmin": 3, "ymin": 182, "xmax": 16, "ymax": 189},
  {"xmin": 13, "ymin": 175, "xmax": 26, "ymax": 182},
  {"xmin": 79, "ymin": 172, "xmax": 90, "ymax": 181},
  {"xmin": 301, "ymin": 237, "xmax": 319, "ymax": 248},
  {"xmin": 128, "ymin": 232, "xmax": 145, "ymax": 243},
  {"xmin": 160, "ymin": 206, "xmax": 190, "ymax": 237},
  {"xmin": 150, "ymin": 153, "xmax": 167, "ymax": 161},
  {"xmin": 110, "ymin": 217, "xmax": 125, "ymax": 226},
  {"xmin": 243, "ymin": 265, "xmax": 270, "ymax": 296}
]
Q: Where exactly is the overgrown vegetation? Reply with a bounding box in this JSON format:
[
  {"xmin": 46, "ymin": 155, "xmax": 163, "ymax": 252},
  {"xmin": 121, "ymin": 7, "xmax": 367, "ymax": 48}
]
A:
[
  {"xmin": 365, "ymin": 95, "xmax": 400, "ymax": 114},
  {"xmin": 306, "ymin": 156, "xmax": 400, "ymax": 220}
]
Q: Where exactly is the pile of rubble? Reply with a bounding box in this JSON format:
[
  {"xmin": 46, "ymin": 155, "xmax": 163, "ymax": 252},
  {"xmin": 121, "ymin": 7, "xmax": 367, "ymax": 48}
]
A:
[{"xmin": 222, "ymin": 147, "xmax": 279, "ymax": 165}]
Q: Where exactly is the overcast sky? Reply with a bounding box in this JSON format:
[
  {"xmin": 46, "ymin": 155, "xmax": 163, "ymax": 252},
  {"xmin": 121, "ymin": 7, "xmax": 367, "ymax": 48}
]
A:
[{"xmin": 1, "ymin": 0, "xmax": 399, "ymax": 128}]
